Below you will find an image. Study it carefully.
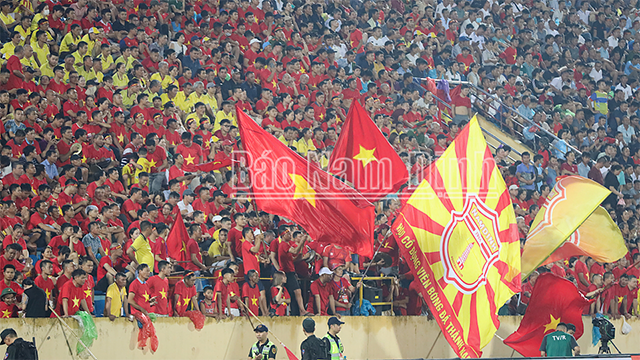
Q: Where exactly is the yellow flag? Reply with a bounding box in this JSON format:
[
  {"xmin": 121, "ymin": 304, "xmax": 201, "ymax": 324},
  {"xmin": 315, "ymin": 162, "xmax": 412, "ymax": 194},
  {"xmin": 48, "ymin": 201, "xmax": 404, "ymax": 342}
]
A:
[
  {"xmin": 392, "ymin": 115, "xmax": 521, "ymax": 358},
  {"xmin": 521, "ymin": 176, "xmax": 627, "ymax": 278}
]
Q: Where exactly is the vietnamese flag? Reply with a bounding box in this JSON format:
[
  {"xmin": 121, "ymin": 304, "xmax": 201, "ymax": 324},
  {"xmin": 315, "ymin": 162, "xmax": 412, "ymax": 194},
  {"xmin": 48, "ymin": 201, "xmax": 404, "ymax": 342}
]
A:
[
  {"xmin": 504, "ymin": 273, "xmax": 592, "ymax": 357},
  {"xmin": 165, "ymin": 211, "xmax": 189, "ymax": 262},
  {"xmin": 283, "ymin": 344, "xmax": 300, "ymax": 360},
  {"xmin": 329, "ymin": 100, "xmax": 408, "ymax": 202},
  {"xmin": 236, "ymin": 106, "xmax": 375, "ymax": 257}
]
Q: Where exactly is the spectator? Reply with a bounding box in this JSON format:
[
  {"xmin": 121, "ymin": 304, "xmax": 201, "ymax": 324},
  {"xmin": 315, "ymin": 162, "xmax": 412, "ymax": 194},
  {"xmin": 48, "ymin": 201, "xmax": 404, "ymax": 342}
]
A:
[
  {"xmin": 104, "ymin": 272, "xmax": 129, "ymax": 321},
  {"xmin": 307, "ymin": 267, "xmax": 338, "ymax": 316}
]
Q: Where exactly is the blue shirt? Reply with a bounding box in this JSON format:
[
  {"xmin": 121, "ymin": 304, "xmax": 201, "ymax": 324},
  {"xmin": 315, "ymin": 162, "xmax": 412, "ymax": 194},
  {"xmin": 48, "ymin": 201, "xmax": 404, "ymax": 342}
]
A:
[
  {"xmin": 41, "ymin": 159, "xmax": 58, "ymax": 179},
  {"xmin": 516, "ymin": 162, "xmax": 536, "ymax": 190}
]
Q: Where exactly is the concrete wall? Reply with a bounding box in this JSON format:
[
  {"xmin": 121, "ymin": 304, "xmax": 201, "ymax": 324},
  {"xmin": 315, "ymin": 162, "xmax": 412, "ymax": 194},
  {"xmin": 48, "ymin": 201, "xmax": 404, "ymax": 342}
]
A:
[{"xmin": 4, "ymin": 316, "xmax": 639, "ymax": 359}]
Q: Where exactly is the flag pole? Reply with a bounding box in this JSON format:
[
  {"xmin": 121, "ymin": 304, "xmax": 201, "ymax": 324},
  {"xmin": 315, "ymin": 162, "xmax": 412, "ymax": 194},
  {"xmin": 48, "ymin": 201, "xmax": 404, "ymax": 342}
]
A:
[
  {"xmin": 425, "ymin": 330, "xmax": 442, "ymax": 358},
  {"xmin": 349, "ymin": 230, "xmax": 390, "ymax": 307},
  {"xmin": 49, "ymin": 306, "xmax": 99, "ymax": 360},
  {"xmin": 237, "ymin": 300, "xmax": 297, "ymax": 357}
]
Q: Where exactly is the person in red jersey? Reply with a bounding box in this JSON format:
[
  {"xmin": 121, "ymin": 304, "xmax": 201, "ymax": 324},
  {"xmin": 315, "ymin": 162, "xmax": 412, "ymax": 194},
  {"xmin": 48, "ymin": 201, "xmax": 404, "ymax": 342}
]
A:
[
  {"xmin": 128, "ymin": 264, "xmax": 155, "ymax": 317},
  {"xmin": 270, "ymin": 271, "xmax": 291, "ymax": 316},
  {"xmin": 173, "ymin": 272, "xmax": 197, "ymax": 317},
  {"xmin": 58, "ymin": 269, "xmax": 90, "ymax": 317},
  {"xmin": 148, "ymin": 260, "xmax": 172, "ymax": 316},
  {"xmin": 306, "ymin": 267, "xmax": 338, "ymax": 316},
  {"xmin": 214, "ymin": 267, "xmax": 235, "ymax": 320},
  {"xmin": 35, "ymin": 259, "xmax": 56, "ymax": 304}
]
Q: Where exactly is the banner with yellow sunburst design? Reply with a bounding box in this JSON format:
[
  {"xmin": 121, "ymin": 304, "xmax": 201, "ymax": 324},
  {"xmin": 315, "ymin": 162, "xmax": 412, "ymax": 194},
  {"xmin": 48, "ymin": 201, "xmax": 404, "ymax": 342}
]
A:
[{"xmin": 391, "ymin": 115, "xmax": 521, "ymax": 358}]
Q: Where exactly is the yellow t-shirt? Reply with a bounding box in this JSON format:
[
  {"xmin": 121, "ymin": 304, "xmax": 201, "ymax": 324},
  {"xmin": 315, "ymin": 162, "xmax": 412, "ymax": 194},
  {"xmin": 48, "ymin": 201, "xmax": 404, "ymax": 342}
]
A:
[
  {"xmin": 59, "ymin": 33, "xmax": 79, "ymax": 54},
  {"xmin": 96, "ymin": 53, "xmax": 114, "ymax": 71},
  {"xmin": 160, "ymin": 92, "xmax": 187, "ymax": 110},
  {"xmin": 213, "ymin": 110, "xmax": 236, "ymax": 132},
  {"xmin": 131, "ymin": 234, "xmax": 154, "ymax": 269},
  {"xmin": 122, "ymin": 163, "xmax": 136, "ymax": 187},
  {"xmin": 0, "ymin": 13, "xmax": 15, "ymax": 27},
  {"xmin": 1, "ymin": 42, "xmax": 16, "ymax": 59},
  {"xmin": 15, "ymin": 24, "xmax": 29, "ymax": 45},
  {"xmin": 80, "ymin": 33, "xmax": 96, "ymax": 54},
  {"xmin": 135, "ymin": 157, "xmax": 151, "ymax": 180},
  {"xmin": 20, "ymin": 55, "xmax": 38, "ymax": 70},
  {"xmin": 32, "ymin": 41, "xmax": 49, "ymax": 66},
  {"xmin": 207, "ymin": 237, "xmax": 229, "ymax": 258},
  {"xmin": 295, "ymin": 138, "xmax": 316, "ymax": 156},
  {"xmin": 40, "ymin": 61, "xmax": 54, "ymax": 78},
  {"xmin": 150, "ymin": 73, "xmax": 177, "ymax": 90},
  {"xmin": 112, "ymin": 73, "xmax": 129, "ymax": 89},
  {"xmin": 114, "ymin": 55, "xmax": 136, "ymax": 71},
  {"xmin": 105, "ymin": 282, "xmax": 127, "ymax": 317}
]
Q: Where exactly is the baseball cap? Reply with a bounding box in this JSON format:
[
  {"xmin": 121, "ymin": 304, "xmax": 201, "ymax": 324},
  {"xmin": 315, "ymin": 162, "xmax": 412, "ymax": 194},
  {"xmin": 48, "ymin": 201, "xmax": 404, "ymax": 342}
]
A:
[
  {"xmin": 223, "ymin": 139, "xmax": 235, "ymax": 146},
  {"xmin": 183, "ymin": 189, "xmax": 196, "ymax": 197},
  {"xmin": 302, "ymin": 318, "xmax": 315, "ymax": 332},
  {"xmin": 459, "ymin": 36, "xmax": 470, "ymax": 42},
  {"xmin": 0, "ymin": 329, "xmax": 16, "ymax": 345},
  {"xmin": 328, "ymin": 317, "xmax": 345, "ymax": 326},
  {"xmin": 508, "ymin": 185, "xmax": 518, "ymax": 191},
  {"xmin": 213, "ymin": 190, "xmax": 228, "ymax": 198},
  {"xmin": 254, "ymin": 324, "xmax": 268, "ymax": 332},
  {"xmin": 146, "ymin": 204, "xmax": 158, "ymax": 212},
  {"xmin": 318, "ymin": 267, "xmax": 332, "ymax": 276},
  {"xmin": 70, "ymin": 154, "xmax": 81, "ymax": 161},
  {"xmin": 249, "ymin": 38, "xmax": 261, "ymax": 45},
  {"xmin": 211, "ymin": 215, "xmax": 223, "ymax": 222}
]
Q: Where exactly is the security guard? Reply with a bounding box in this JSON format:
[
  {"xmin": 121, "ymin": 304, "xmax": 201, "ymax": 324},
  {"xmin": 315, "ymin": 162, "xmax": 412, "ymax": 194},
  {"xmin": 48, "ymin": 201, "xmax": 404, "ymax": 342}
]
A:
[
  {"xmin": 248, "ymin": 325, "xmax": 277, "ymax": 360},
  {"xmin": 540, "ymin": 323, "xmax": 580, "ymax": 357},
  {"xmin": 300, "ymin": 318, "xmax": 328, "ymax": 360},
  {"xmin": 323, "ymin": 317, "xmax": 345, "ymax": 360}
]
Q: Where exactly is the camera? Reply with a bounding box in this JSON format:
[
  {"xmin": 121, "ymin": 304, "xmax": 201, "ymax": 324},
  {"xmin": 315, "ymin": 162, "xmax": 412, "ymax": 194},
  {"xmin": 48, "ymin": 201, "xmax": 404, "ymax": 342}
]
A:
[{"xmin": 592, "ymin": 317, "xmax": 615, "ymax": 341}]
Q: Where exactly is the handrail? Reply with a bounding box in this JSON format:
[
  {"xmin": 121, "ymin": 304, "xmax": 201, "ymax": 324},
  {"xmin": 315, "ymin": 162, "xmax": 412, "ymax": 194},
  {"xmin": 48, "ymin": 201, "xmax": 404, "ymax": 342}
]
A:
[{"xmin": 421, "ymin": 79, "xmax": 583, "ymax": 156}]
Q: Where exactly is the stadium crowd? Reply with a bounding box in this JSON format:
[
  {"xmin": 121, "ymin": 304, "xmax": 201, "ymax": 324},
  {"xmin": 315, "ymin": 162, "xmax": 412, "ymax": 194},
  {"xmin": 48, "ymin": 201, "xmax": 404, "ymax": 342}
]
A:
[{"xmin": 0, "ymin": 0, "xmax": 639, "ymax": 323}]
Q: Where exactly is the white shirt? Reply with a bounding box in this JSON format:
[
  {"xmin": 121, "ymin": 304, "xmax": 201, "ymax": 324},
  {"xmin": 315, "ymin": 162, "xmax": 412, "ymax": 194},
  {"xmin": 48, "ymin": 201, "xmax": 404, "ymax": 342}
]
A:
[
  {"xmin": 367, "ymin": 35, "xmax": 389, "ymax": 48},
  {"xmin": 615, "ymin": 83, "xmax": 633, "ymax": 99},
  {"xmin": 177, "ymin": 200, "xmax": 194, "ymax": 215},
  {"xmin": 589, "ymin": 68, "xmax": 603, "ymax": 82}
]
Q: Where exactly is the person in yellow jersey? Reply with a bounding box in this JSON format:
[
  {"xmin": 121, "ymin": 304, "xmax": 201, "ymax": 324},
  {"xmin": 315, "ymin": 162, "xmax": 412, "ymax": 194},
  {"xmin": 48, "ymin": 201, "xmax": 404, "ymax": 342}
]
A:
[
  {"xmin": 90, "ymin": 57, "xmax": 104, "ymax": 83},
  {"xmin": 150, "ymin": 61, "xmax": 173, "ymax": 89},
  {"xmin": 1, "ymin": 31, "xmax": 21, "ymax": 60},
  {"xmin": 14, "ymin": 16, "xmax": 29, "ymax": 45},
  {"xmin": 0, "ymin": 1, "xmax": 18, "ymax": 34},
  {"xmin": 80, "ymin": 27, "xmax": 100, "ymax": 56},
  {"xmin": 112, "ymin": 62, "xmax": 129, "ymax": 90},
  {"xmin": 323, "ymin": 317, "xmax": 345, "ymax": 360},
  {"xmin": 187, "ymin": 81, "xmax": 208, "ymax": 111},
  {"xmin": 75, "ymin": 56, "xmax": 97, "ymax": 82},
  {"xmin": 122, "ymin": 79, "xmax": 141, "ymax": 109},
  {"xmin": 20, "ymin": 45, "xmax": 38, "ymax": 72},
  {"xmin": 71, "ymin": 41, "xmax": 89, "ymax": 67},
  {"xmin": 96, "ymin": 43, "xmax": 115, "ymax": 73},
  {"xmin": 31, "ymin": 30, "xmax": 49, "ymax": 67},
  {"xmin": 213, "ymin": 101, "xmax": 236, "ymax": 132},
  {"xmin": 114, "ymin": 46, "xmax": 136, "ymax": 72},
  {"xmin": 296, "ymin": 128, "xmax": 317, "ymax": 157},
  {"xmin": 30, "ymin": 19, "xmax": 55, "ymax": 46},
  {"xmin": 39, "ymin": 52, "xmax": 57, "ymax": 78},
  {"xmin": 59, "ymin": 23, "xmax": 81, "ymax": 58},
  {"xmin": 203, "ymin": 82, "xmax": 219, "ymax": 116}
]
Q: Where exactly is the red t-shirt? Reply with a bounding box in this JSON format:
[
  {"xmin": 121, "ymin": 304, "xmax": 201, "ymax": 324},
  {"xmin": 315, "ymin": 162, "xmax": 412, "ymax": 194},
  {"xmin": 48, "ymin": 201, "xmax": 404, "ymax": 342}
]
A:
[
  {"xmin": 58, "ymin": 280, "xmax": 85, "ymax": 316},
  {"xmin": 122, "ymin": 199, "xmax": 141, "ymax": 222},
  {"xmin": 242, "ymin": 240, "xmax": 260, "ymax": 276},
  {"xmin": 306, "ymin": 279, "xmax": 335, "ymax": 315},
  {"xmin": 213, "ymin": 278, "xmax": 229, "ymax": 312},
  {"xmin": 184, "ymin": 238, "xmax": 202, "ymax": 272},
  {"xmin": 270, "ymin": 286, "xmax": 290, "ymax": 316},
  {"xmin": 278, "ymin": 240, "xmax": 296, "ymax": 273},
  {"xmin": 227, "ymin": 228, "xmax": 243, "ymax": 258},
  {"xmin": 129, "ymin": 278, "xmax": 152, "ymax": 315},
  {"xmin": 242, "ymin": 281, "xmax": 261, "ymax": 315},
  {"xmin": 147, "ymin": 275, "xmax": 170, "ymax": 315},
  {"xmin": 35, "ymin": 275, "xmax": 55, "ymax": 301},
  {"xmin": 175, "ymin": 143, "xmax": 203, "ymax": 172},
  {"xmin": 174, "ymin": 279, "xmax": 196, "ymax": 316},
  {"xmin": 322, "ymin": 245, "xmax": 351, "ymax": 270}
]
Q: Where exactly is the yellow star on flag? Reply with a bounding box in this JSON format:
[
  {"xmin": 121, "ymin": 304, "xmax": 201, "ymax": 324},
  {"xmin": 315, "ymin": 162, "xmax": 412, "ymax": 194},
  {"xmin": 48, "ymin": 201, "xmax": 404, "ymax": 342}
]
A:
[
  {"xmin": 149, "ymin": 159, "xmax": 157, "ymax": 168},
  {"xmin": 2, "ymin": 310, "xmax": 10, "ymax": 318},
  {"xmin": 82, "ymin": 156, "xmax": 87, "ymax": 163},
  {"xmin": 159, "ymin": 289, "xmax": 167, "ymax": 299},
  {"xmin": 319, "ymin": 113, "xmax": 325, "ymax": 120},
  {"xmin": 271, "ymin": 79, "xmax": 277, "ymax": 88},
  {"xmin": 143, "ymin": 292, "xmax": 150, "ymax": 302},
  {"xmin": 289, "ymin": 173, "xmax": 316, "ymax": 207},
  {"xmin": 84, "ymin": 289, "xmax": 91, "ymax": 298},
  {"xmin": 618, "ymin": 296, "xmax": 624, "ymax": 304},
  {"xmin": 72, "ymin": 297, "xmax": 80, "ymax": 308},
  {"xmin": 183, "ymin": 297, "xmax": 190, "ymax": 306},
  {"xmin": 185, "ymin": 153, "xmax": 196, "ymax": 165},
  {"xmin": 300, "ymin": 68, "xmax": 306, "ymax": 74},
  {"xmin": 543, "ymin": 314, "xmax": 561, "ymax": 333},
  {"xmin": 353, "ymin": 145, "xmax": 378, "ymax": 168},
  {"xmin": 45, "ymin": 289, "xmax": 51, "ymax": 300},
  {"xmin": 181, "ymin": 241, "xmax": 187, "ymax": 253},
  {"xmin": 251, "ymin": 296, "xmax": 258, "ymax": 306},
  {"xmin": 117, "ymin": 133, "xmax": 124, "ymax": 144}
]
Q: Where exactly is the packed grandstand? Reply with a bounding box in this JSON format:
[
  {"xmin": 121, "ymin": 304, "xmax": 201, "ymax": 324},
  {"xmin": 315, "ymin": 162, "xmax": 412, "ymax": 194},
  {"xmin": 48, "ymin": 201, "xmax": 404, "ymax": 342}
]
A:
[{"xmin": 0, "ymin": 0, "xmax": 639, "ymax": 350}]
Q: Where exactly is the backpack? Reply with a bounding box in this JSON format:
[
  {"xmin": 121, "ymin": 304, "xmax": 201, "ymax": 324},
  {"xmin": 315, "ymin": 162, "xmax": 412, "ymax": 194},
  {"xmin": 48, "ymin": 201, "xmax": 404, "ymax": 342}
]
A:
[{"xmin": 13, "ymin": 339, "xmax": 38, "ymax": 360}]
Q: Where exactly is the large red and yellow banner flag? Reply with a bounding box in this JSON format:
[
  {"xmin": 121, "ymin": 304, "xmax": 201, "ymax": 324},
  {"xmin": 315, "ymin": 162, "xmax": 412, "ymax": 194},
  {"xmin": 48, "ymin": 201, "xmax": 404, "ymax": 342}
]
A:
[
  {"xmin": 391, "ymin": 115, "xmax": 521, "ymax": 358},
  {"xmin": 521, "ymin": 176, "xmax": 627, "ymax": 278}
]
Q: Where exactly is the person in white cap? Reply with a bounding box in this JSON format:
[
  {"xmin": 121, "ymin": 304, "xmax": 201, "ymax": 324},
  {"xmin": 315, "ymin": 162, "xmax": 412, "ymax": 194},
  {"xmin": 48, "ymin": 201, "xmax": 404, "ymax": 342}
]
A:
[{"xmin": 307, "ymin": 267, "xmax": 339, "ymax": 316}]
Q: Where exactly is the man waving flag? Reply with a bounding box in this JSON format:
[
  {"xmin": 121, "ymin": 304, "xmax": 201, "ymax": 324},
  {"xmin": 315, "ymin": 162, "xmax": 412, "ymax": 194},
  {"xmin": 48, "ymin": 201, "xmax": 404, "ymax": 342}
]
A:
[
  {"xmin": 236, "ymin": 106, "xmax": 375, "ymax": 257},
  {"xmin": 391, "ymin": 115, "xmax": 521, "ymax": 358},
  {"xmin": 329, "ymin": 100, "xmax": 408, "ymax": 202}
]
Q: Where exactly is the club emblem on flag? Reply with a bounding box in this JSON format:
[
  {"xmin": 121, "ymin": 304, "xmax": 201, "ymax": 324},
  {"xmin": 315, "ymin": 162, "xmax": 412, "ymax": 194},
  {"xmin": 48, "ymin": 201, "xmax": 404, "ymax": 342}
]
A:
[{"xmin": 441, "ymin": 194, "xmax": 502, "ymax": 294}]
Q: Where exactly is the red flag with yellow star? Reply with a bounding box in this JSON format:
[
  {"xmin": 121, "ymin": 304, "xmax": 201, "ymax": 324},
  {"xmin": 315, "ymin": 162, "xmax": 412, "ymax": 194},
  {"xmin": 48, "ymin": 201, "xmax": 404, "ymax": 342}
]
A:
[
  {"xmin": 391, "ymin": 115, "xmax": 521, "ymax": 358},
  {"xmin": 504, "ymin": 273, "xmax": 592, "ymax": 357},
  {"xmin": 328, "ymin": 100, "xmax": 408, "ymax": 202},
  {"xmin": 165, "ymin": 211, "xmax": 189, "ymax": 262},
  {"xmin": 236, "ymin": 106, "xmax": 375, "ymax": 257}
]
